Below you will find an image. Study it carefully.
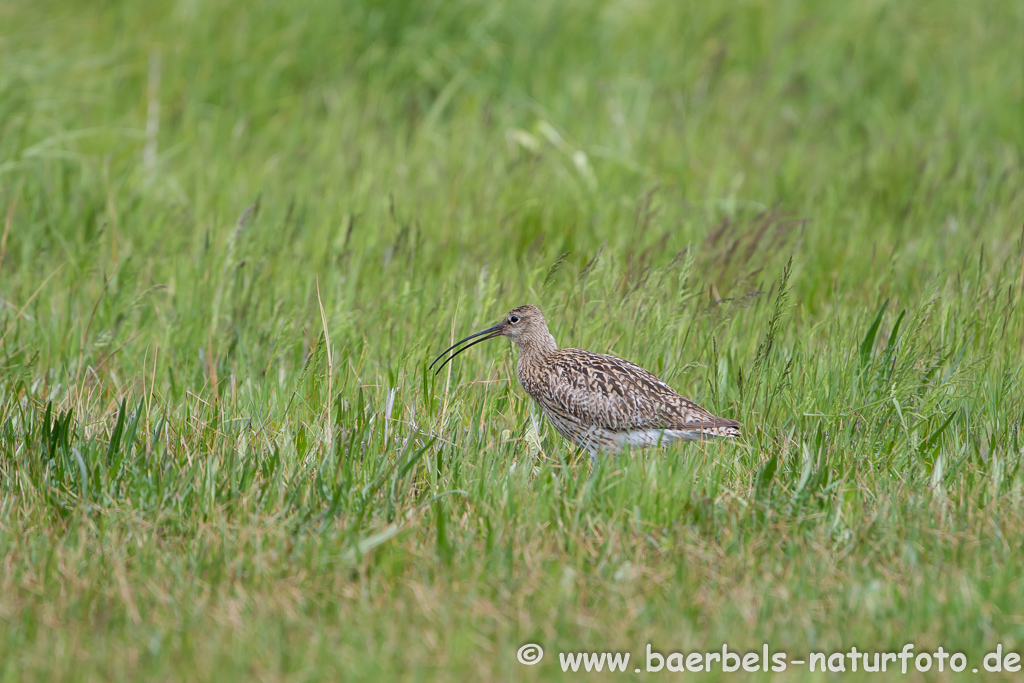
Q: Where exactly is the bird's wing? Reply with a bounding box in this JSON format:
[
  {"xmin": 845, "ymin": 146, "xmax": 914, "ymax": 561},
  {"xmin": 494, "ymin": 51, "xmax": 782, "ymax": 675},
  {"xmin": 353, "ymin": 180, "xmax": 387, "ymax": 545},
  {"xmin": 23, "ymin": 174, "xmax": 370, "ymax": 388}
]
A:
[{"xmin": 545, "ymin": 350, "xmax": 738, "ymax": 432}]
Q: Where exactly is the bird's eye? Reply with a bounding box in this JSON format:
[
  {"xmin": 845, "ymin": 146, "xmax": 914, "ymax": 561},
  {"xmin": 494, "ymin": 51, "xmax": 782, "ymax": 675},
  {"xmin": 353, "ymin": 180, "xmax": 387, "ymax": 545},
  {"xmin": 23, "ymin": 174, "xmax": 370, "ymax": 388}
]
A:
[{"xmin": 509, "ymin": 315, "xmax": 520, "ymax": 324}]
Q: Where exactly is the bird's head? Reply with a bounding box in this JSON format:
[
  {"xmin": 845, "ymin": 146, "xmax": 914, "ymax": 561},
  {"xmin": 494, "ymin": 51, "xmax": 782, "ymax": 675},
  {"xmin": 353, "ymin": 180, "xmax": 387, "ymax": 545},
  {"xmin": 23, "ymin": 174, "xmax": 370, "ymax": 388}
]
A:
[{"xmin": 429, "ymin": 304, "xmax": 554, "ymax": 374}]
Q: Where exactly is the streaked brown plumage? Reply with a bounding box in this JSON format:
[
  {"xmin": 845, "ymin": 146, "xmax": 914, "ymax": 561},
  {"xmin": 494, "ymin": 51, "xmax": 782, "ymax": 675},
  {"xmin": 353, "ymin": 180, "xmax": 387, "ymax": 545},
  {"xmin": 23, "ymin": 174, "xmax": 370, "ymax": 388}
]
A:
[{"xmin": 430, "ymin": 305, "xmax": 741, "ymax": 458}]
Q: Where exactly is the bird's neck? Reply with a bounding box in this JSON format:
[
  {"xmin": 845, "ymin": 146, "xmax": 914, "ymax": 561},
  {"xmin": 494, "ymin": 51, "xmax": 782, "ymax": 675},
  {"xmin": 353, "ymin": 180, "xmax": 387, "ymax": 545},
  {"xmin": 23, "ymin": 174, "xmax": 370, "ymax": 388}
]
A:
[
  {"xmin": 518, "ymin": 330, "xmax": 558, "ymax": 359},
  {"xmin": 515, "ymin": 330, "xmax": 558, "ymax": 397}
]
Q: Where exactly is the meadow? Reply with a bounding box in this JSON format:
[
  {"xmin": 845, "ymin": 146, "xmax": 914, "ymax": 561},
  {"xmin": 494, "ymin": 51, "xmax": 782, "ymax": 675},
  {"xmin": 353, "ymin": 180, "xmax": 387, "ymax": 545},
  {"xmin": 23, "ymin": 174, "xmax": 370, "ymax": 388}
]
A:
[{"xmin": 1, "ymin": 0, "xmax": 1023, "ymax": 679}]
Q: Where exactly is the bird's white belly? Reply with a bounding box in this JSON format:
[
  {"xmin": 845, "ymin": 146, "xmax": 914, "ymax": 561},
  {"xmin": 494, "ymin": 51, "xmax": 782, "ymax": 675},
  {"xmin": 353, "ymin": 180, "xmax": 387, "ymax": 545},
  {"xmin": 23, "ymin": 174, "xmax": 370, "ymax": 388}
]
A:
[
  {"xmin": 538, "ymin": 404, "xmax": 700, "ymax": 455},
  {"xmin": 612, "ymin": 429, "xmax": 700, "ymax": 449}
]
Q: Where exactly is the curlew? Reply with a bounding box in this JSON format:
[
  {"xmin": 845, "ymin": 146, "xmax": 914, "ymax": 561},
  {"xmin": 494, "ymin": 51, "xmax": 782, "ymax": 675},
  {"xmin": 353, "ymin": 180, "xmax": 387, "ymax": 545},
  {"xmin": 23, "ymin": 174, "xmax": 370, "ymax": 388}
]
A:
[{"xmin": 430, "ymin": 305, "xmax": 741, "ymax": 459}]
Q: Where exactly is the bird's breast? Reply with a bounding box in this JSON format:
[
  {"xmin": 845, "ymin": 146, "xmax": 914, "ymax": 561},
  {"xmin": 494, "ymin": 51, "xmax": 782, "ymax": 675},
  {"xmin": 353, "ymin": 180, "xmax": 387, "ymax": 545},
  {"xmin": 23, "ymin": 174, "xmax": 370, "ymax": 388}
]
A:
[
  {"xmin": 515, "ymin": 360, "xmax": 541, "ymax": 399},
  {"xmin": 517, "ymin": 353, "xmax": 560, "ymax": 404}
]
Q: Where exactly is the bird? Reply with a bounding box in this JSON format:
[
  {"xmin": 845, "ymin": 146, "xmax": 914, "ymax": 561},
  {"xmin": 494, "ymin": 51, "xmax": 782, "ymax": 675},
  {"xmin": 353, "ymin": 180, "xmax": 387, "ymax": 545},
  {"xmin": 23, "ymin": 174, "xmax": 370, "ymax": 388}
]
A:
[{"xmin": 429, "ymin": 304, "xmax": 741, "ymax": 459}]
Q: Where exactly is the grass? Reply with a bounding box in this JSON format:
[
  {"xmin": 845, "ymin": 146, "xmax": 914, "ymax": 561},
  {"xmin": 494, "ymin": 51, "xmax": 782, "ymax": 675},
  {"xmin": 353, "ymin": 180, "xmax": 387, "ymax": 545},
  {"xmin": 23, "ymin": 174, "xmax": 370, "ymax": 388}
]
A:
[{"xmin": 1, "ymin": 0, "xmax": 1023, "ymax": 679}]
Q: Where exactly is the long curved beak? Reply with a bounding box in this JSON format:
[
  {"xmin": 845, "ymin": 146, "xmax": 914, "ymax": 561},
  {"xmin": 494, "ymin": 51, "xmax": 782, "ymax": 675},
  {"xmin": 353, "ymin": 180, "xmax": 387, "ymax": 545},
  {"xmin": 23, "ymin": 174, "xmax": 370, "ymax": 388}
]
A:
[{"xmin": 429, "ymin": 324, "xmax": 504, "ymax": 375}]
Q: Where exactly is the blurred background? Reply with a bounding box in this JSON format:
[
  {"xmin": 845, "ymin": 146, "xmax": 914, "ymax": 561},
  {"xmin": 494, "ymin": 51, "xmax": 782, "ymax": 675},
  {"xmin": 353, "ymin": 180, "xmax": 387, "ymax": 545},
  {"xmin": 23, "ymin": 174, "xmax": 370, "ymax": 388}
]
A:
[{"xmin": 1, "ymin": 1, "xmax": 1023, "ymax": 679}]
